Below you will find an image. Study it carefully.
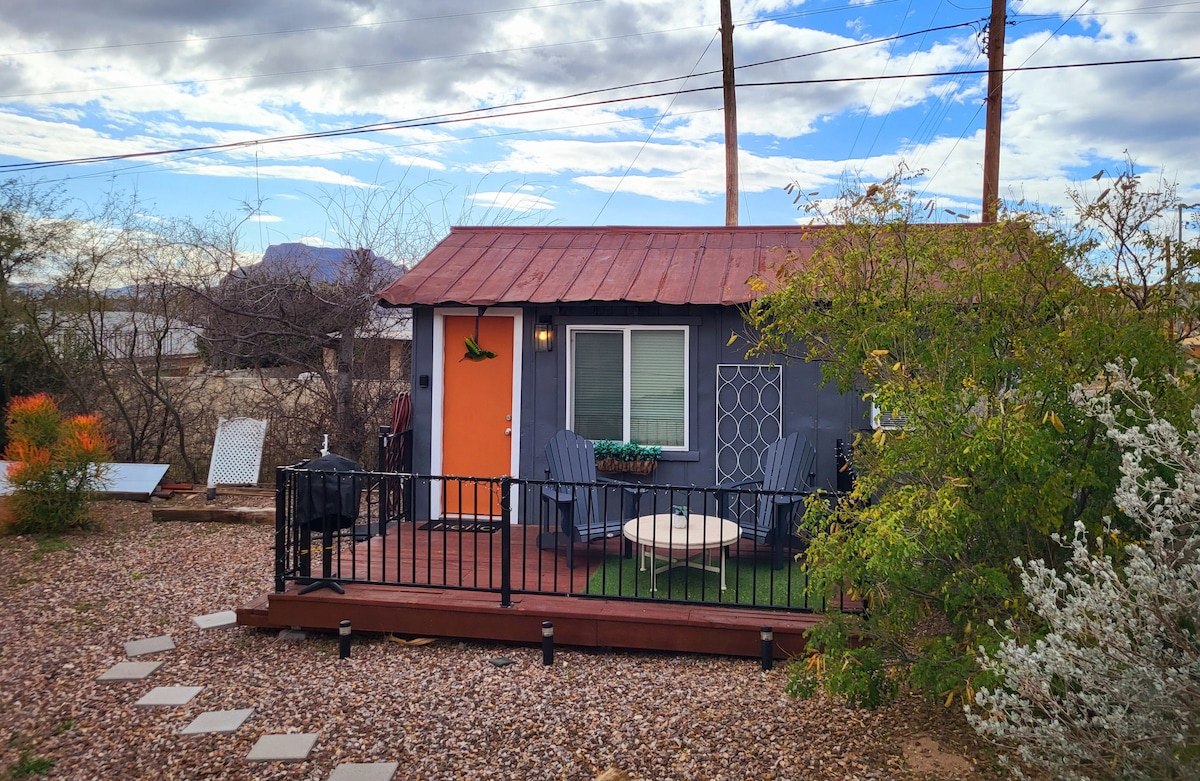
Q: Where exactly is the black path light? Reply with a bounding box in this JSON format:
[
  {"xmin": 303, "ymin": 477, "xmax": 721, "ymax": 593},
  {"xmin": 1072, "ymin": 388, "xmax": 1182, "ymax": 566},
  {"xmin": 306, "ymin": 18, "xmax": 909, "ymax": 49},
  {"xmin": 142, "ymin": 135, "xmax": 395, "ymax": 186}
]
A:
[
  {"xmin": 542, "ymin": 621, "xmax": 555, "ymax": 665},
  {"xmin": 760, "ymin": 626, "xmax": 773, "ymax": 671},
  {"xmin": 339, "ymin": 619, "xmax": 352, "ymax": 659}
]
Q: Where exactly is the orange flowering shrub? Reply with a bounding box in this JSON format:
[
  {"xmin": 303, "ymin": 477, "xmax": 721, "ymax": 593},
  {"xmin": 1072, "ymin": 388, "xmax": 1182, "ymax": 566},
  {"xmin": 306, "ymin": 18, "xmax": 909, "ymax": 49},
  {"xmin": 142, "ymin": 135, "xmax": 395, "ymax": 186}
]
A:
[{"xmin": 3, "ymin": 394, "xmax": 112, "ymax": 534}]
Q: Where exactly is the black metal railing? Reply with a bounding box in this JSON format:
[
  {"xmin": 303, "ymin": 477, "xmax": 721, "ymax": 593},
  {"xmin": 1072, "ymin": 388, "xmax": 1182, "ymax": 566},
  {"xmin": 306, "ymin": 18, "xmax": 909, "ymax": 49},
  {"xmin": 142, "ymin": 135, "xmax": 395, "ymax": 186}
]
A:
[{"xmin": 274, "ymin": 464, "xmax": 863, "ymax": 614}]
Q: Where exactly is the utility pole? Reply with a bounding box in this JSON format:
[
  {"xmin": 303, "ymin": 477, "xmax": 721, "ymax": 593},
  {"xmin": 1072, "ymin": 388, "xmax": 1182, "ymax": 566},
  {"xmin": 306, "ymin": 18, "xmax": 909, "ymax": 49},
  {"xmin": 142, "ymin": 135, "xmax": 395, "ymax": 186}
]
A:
[
  {"xmin": 720, "ymin": 0, "xmax": 739, "ymax": 226},
  {"xmin": 981, "ymin": 0, "xmax": 1006, "ymax": 223}
]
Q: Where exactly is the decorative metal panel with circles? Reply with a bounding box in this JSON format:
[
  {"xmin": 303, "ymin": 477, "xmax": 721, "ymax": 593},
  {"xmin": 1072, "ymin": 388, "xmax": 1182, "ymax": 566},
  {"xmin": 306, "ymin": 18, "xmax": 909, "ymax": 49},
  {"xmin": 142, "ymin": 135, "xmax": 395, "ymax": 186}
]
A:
[{"xmin": 715, "ymin": 364, "xmax": 783, "ymax": 485}]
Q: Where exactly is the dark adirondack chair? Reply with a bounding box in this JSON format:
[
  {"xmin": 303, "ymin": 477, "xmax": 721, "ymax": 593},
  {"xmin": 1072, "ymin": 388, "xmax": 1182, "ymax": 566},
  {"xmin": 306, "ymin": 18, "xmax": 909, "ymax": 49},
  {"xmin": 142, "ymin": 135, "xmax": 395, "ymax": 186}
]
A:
[
  {"xmin": 541, "ymin": 430, "xmax": 641, "ymax": 569},
  {"xmin": 716, "ymin": 432, "xmax": 817, "ymax": 569}
]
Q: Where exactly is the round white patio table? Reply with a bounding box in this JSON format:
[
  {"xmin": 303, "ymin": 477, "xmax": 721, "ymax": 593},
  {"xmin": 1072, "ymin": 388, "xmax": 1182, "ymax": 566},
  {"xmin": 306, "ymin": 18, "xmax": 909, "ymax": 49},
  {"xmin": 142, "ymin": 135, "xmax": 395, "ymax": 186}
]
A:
[{"xmin": 622, "ymin": 514, "xmax": 741, "ymax": 592}]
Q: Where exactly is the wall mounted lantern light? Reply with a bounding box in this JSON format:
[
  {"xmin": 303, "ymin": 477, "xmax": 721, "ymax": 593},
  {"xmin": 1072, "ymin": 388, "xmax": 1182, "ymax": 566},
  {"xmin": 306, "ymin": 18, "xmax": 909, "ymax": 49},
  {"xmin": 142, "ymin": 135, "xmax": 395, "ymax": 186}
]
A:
[{"xmin": 534, "ymin": 321, "xmax": 554, "ymax": 352}]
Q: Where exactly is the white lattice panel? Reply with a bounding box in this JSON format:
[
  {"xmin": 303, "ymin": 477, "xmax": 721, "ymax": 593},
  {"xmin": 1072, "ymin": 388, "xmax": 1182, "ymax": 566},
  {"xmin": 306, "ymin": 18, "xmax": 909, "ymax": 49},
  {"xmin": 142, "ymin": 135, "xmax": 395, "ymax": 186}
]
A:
[
  {"xmin": 206, "ymin": 417, "xmax": 267, "ymax": 487},
  {"xmin": 715, "ymin": 365, "xmax": 783, "ymax": 484}
]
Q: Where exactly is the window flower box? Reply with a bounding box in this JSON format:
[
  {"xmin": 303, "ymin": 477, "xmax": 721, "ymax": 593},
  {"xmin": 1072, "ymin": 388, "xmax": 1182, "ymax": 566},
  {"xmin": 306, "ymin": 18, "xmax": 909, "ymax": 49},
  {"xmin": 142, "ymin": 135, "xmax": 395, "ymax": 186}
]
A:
[{"xmin": 593, "ymin": 441, "xmax": 661, "ymax": 475}]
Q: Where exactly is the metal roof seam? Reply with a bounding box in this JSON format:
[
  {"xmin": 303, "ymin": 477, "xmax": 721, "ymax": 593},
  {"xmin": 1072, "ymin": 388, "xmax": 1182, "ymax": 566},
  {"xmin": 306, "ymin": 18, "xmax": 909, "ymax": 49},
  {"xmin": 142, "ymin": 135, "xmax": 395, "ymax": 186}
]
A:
[
  {"xmin": 464, "ymin": 229, "xmax": 506, "ymax": 305},
  {"xmin": 491, "ymin": 230, "xmax": 541, "ymax": 305},
  {"xmin": 684, "ymin": 231, "xmax": 706, "ymax": 304}
]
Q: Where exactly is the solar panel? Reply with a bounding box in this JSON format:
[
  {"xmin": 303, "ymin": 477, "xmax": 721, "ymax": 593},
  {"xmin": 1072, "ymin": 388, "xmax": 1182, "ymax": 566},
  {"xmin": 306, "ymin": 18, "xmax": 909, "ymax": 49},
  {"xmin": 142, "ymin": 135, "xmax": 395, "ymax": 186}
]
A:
[{"xmin": 0, "ymin": 462, "xmax": 169, "ymax": 497}]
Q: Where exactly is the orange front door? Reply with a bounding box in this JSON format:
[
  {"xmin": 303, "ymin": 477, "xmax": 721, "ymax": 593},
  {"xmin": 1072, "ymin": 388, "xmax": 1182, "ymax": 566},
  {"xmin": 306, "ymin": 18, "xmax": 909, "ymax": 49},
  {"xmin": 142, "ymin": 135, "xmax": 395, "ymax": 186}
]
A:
[{"xmin": 441, "ymin": 314, "xmax": 515, "ymax": 518}]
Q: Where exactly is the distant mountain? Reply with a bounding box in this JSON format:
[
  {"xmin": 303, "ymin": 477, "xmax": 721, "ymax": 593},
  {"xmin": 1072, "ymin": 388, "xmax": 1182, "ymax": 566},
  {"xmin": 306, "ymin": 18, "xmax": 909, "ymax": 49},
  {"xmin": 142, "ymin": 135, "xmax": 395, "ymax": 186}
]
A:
[{"xmin": 237, "ymin": 243, "xmax": 400, "ymax": 283}]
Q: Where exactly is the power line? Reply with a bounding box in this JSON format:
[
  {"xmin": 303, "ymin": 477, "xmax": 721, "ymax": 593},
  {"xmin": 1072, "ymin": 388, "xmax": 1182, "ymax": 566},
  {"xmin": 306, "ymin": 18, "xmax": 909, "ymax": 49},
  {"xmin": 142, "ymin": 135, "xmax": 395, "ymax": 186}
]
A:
[
  {"xmin": 907, "ymin": 31, "xmax": 980, "ymax": 165},
  {"xmin": 0, "ymin": 19, "xmax": 990, "ymax": 171},
  {"xmin": 920, "ymin": 0, "xmax": 1091, "ymax": 199},
  {"xmin": 0, "ymin": 15, "xmax": 991, "ymax": 159},
  {"xmin": 2, "ymin": 3, "xmax": 1185, "ymax": 105},
  {"xmin": 867, "ymin": 0, "xmax": 932, "ymax": 160},
  {"xmin": 0, "ymin": 15, "xmax": 985, "ymax": 103},
  {"xmin": 31, "ymin": 108, "xmax": 725, "ymax": 189},
  {"xmin": 1011, "ymin": 0, "xmax": 1200, "ymax": 24},
  {"xmin": 592, "ymin": 33, "xmax": 719, "ymax": 225},
  {"xmin": 1012, "ymin": 0, "xmax": 1091, "ymax": 72},
  {"xmin": 4, "ymin": 53, "xmax": 1197, "ymax": 174}
]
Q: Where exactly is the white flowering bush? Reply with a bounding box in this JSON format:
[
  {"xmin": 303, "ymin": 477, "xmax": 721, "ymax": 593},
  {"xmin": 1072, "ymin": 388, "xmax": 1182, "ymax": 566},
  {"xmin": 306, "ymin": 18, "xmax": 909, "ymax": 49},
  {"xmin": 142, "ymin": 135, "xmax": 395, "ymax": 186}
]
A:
[{"xmin": 968, "ymin": 367, "xmax": 1200, "ymax": 780}]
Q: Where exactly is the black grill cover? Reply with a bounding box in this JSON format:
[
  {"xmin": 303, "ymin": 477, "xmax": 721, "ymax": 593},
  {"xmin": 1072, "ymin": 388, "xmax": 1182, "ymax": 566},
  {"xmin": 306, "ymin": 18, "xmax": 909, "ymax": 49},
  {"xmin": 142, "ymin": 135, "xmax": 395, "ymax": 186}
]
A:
[{"xmin": 294, "ymin": 453, "xmax": 362, "ymax": 533}]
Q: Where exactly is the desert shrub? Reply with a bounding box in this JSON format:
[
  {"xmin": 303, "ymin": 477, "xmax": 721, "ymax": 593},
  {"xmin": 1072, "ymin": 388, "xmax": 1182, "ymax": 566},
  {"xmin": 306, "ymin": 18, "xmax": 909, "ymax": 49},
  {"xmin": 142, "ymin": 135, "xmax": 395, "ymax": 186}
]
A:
[
  {"xmin": 968, "ymin": 367, "xmax": 1200, "ymax": 780},
  {"xmin": 757, "ymin": 168, "xmax": 1197, "ymax": 705},
  {"xmin": 2, "ymin": 393, "xmax": 111, "ymax": 534}
]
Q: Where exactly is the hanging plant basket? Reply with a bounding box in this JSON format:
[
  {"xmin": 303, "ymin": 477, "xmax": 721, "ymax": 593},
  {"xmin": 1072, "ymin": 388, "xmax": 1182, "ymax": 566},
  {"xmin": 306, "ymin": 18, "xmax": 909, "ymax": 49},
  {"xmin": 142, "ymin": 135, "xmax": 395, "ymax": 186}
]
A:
[{"xmin": 596, "ymin": 457, "xmax": 657, "ymax": 476}]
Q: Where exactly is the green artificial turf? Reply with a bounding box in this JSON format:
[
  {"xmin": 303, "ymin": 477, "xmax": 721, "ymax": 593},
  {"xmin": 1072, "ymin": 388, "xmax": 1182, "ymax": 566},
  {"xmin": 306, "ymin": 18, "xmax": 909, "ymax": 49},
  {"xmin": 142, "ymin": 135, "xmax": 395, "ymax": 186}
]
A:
[{"xmin": 583, "ymin": 552, "xmax": 813, "ymax": 609}]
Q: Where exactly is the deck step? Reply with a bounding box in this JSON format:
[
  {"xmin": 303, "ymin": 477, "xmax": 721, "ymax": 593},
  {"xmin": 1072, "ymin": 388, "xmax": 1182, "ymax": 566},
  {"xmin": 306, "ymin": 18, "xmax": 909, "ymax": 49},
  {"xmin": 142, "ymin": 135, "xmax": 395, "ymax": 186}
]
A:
[{"xmin": 235, "ymin": 593, "xmax": 272, "ymax": 628}]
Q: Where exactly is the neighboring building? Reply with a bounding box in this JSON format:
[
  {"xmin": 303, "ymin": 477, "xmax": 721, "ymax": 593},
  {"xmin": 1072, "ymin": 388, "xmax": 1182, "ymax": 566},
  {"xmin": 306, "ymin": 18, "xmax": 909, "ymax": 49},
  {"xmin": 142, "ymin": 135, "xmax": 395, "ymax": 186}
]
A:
[
  {"xmin": 376, "ymin": 225, "xmax": 872, "ymax": 516},
  {"xmin": 322, "ymin": 306, "xmax": 413, "ymax": 381},
  {"xmin": 44, "ymin": 310, "xmax": 205, "ymax": 375}
]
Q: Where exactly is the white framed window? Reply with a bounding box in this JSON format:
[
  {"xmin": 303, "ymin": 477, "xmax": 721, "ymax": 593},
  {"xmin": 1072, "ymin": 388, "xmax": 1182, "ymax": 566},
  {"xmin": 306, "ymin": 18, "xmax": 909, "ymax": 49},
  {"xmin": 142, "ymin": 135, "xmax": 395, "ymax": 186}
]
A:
[{"xmin": 567, "ymin": 325, "xmax": 689, "ymax": 449}]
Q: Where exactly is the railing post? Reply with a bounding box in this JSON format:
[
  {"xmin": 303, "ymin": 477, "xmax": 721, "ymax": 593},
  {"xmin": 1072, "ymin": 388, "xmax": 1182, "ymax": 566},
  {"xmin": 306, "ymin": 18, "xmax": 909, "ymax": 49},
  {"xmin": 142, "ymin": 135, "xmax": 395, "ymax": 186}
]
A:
[
  {"xmin": 377, "ymin": 425, "xmax": 391, "ymax": 472},
  {"xmin": 274, "ymin": 465, "xmax": 287, "ymax": 593},
  {"xmin": 500, "ymin": 476, "xmax": 512, "ymax": 607},
  {"xmin": 377, "ymin": 425, "xmax": 391, "ymax": 535}
]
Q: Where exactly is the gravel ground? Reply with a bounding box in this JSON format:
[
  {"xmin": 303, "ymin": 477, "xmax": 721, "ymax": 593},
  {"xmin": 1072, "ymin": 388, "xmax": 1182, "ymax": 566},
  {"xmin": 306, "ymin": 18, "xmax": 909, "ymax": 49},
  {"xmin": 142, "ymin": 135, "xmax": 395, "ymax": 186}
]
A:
[{"xmin": 0, "ymin": 498, "xmax": 1007, "ymax": 781}]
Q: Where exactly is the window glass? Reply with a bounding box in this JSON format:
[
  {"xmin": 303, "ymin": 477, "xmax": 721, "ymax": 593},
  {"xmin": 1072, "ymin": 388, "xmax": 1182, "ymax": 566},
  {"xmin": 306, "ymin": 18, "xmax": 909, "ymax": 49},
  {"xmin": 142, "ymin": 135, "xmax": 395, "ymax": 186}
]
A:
[
  {"xmin": 569, "ymin": 326, "xmax": 687, "ymax": 449},
  {"xmin": 573, "ymin": 330, "xmax": 623, "ymax": 441}
]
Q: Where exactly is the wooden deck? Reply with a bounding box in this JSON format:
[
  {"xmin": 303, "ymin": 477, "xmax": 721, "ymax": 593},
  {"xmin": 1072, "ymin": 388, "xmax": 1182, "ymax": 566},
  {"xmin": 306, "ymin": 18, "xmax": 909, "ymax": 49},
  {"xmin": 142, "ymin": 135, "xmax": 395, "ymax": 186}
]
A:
[{"xmin": 237, "ymin": 521, "xmax": 835, "ymax": 659}]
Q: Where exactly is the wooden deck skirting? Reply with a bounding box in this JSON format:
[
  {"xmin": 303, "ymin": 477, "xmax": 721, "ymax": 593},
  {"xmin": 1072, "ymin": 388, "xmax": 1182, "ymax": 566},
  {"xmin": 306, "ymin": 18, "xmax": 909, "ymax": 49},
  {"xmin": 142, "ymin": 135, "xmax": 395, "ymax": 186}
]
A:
[
  {"xmin": 238, "ymin": 515, "xmax": 842, "ymax": 660},
  {"xmin": 236, "ymin": 585, "xmax": 822, "ymax": 660}
]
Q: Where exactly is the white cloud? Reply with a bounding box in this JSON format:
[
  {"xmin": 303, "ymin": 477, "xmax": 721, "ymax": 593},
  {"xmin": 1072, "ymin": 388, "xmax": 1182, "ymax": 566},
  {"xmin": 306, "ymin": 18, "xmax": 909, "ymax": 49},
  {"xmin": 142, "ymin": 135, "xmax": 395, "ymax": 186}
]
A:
[
  {"xmin": 0, "ymin": 0, "xmax": 1194, "ymax": 241},
  {"xmin": 469, "ymin": 190, "xmax": 556, "ymax": 211},
  {"xmin": 172, "ymin": 162, "xmax": 378, "ymax": 187}
]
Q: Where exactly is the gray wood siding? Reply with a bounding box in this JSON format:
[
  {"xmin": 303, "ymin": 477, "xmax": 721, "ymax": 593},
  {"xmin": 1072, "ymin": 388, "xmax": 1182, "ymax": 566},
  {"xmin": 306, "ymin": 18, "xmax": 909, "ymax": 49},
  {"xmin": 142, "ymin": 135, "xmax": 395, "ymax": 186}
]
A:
[{"xmin": 402, "ymin": 303, "xmax": 869, "ymax": 493}]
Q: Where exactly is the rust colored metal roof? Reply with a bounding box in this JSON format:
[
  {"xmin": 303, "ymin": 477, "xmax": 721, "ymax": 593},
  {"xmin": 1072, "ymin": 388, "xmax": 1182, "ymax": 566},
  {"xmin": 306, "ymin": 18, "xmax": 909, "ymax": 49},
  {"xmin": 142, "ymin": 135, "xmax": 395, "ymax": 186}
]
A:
[{"xmin": 376, "ymin": 226, "xmax": 823, "ymax": 307}]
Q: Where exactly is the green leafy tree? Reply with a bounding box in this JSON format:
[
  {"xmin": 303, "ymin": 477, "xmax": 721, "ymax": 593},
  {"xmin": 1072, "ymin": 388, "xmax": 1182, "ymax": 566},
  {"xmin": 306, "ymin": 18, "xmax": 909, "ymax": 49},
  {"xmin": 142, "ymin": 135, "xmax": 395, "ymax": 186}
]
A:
[
  {"xmin": 0, "ymin": 180, "xmax": 74, "ymax": 444},
  {"xmin": 747, "ymin": 166, "xmax": 1198, "ymax": 706}
]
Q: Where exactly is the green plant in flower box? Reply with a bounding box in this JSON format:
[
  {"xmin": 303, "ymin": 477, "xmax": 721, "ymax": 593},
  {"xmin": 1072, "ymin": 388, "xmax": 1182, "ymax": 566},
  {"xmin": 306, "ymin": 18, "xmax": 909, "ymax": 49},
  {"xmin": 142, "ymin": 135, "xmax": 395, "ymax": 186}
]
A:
[
  {"xmin": 592, "ymin": 440, "xmax": 662, "ymax": 475},
  {"xmin": 592, "ymin": 440, "xmax": 661, "ymax": 463}
]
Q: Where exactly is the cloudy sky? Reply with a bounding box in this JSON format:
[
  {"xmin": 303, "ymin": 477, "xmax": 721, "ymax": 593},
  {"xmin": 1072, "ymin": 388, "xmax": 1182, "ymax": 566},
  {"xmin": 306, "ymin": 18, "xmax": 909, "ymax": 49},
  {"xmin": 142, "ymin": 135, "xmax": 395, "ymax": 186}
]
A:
[{"xmin": 1, "ymin": 0, "xmax": 1197, "ymax": 258}]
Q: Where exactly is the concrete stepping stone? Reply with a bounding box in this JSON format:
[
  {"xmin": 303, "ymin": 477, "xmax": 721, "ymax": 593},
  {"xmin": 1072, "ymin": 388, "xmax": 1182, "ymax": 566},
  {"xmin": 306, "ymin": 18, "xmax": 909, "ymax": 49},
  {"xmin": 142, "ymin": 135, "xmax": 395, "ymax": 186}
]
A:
[
  {"xmin": 97, "ymin": 661, "xmax": 162, "ymax": 681},
  {"xmin": 193, "ymin": 610, "xmax": 237, "ymax": 630},
  {"xmin": 124, "ymin": 635, "xmax": 175, "ymax": 656},
  {"xmin": 180, "ymin": 708, "xmax": 253, "ymax": 735},
  {"xmin": 134, "ymin": 686, "xmax": 203, "ymax": 707},
  {"xmin": 328, "ymin": 762, "xmax": 400, "ymax": 781},
  {"xmin": 246, "ymin": 733, "xmax": 318, "ymax": 763}
]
